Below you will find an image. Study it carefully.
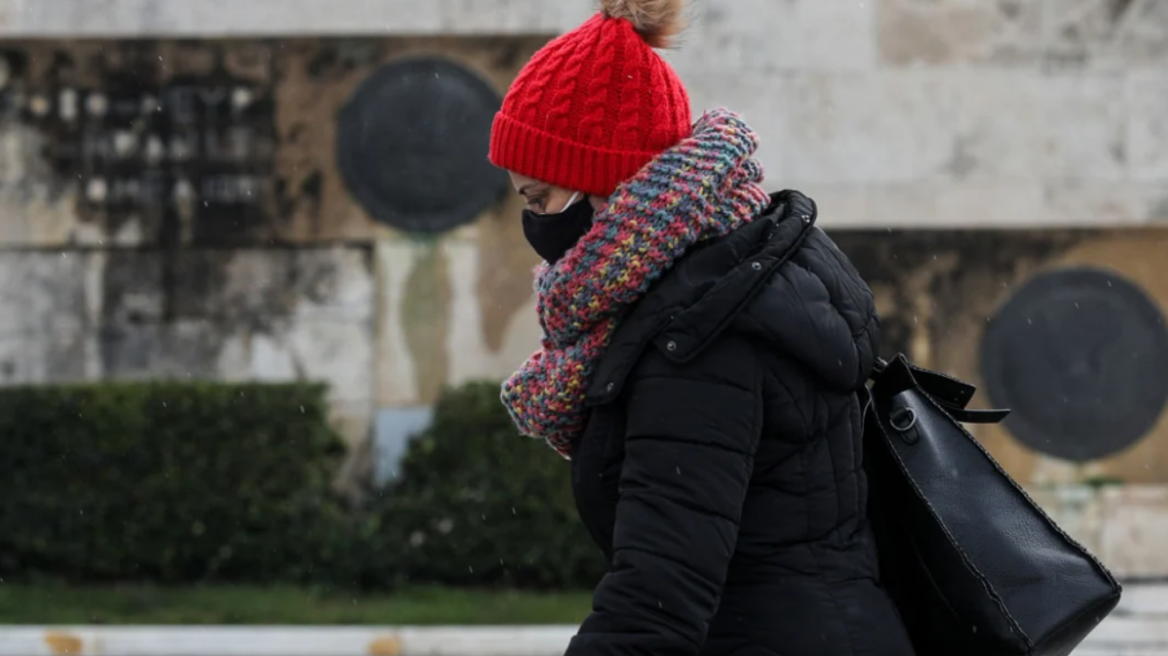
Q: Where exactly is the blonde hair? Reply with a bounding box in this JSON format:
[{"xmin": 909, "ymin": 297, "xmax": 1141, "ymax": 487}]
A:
[{"xmin": 600, "ymin": 0, "xmax": 686, "ymax": 49}]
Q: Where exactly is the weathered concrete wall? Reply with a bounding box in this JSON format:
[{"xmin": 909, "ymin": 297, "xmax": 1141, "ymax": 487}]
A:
[
  {"xmin": 2, "ymin": 0, "xmax": 1166, "ymax": 229},
  {"xmin": 0, "ymin": 38, "xmax": 548, "ymax": 478}
]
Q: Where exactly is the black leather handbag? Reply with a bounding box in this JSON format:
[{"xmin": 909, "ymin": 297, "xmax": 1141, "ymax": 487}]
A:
[{"xmin": 863, "ymin": 354, "xmax": 1122, "ymax": 656}]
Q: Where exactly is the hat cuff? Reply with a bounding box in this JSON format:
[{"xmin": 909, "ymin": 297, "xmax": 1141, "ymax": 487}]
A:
[{"xmin": 489, "ymin": 112, "xmax": 659, "ymax": 198}]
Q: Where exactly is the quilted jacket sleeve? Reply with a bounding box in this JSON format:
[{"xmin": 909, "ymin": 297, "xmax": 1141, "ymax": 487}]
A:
[{"xmin": 566, "ymin": 336, "xmax": 763, "ymax": 656}]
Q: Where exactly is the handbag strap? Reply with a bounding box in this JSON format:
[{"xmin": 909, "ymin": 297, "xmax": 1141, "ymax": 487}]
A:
[
  {"xmin": 871, "ymin": 356, "xmax": 1009, "ymax": 426},
  {"xmin": 941, "ymin": 406, "xmax": 1010, "ymax": 425}
]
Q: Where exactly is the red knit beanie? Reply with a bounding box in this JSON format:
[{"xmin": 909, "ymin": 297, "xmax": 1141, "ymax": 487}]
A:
[{"xmin": 489, "ymin": 0, "xmax": 693, "ymax": 198}]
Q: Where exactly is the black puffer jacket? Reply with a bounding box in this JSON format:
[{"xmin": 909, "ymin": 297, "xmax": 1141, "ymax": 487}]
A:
[{"xmin": 566, "ymin": 191, "xmax": 915, "ymax": 656}]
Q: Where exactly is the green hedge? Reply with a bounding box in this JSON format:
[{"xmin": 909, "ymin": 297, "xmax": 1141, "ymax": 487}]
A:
[
  {"xmin": 0, "ymin": 379, "xmax": 605, "ymax": 591},
  {"xmin": 0, "ymin": 382, "xmax": 356, "ymax": 585},
  {"xmin": 370, "ymin": 381, "xmax": 606, "ymax": 590}
]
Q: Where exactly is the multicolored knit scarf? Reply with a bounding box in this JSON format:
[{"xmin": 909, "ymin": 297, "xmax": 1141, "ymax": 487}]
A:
[{"xmin": 501, "ymin": 109, "xmax": 772, "ymax": 457}]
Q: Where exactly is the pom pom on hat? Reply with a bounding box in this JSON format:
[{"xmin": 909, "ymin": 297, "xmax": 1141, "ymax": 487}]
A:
[{"xmin": 600, "ymin": 0, "xmax": 686, "ymax": 48}]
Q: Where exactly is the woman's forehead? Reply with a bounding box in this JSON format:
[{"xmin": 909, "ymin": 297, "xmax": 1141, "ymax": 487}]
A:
[{"xmin": 509, "ymin": 171, "xmax": 546, "ymax": 191}]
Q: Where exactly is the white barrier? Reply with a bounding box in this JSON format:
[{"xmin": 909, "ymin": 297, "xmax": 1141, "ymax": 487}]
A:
[
  {"xmin": 0, "ymin": 626, "xmax": 576, "ymax": 656},
  {"xmin": 0, "ymin": 621, "xmax": 1162, "ymax": 656},
  {"xmin": 0, "ymin": 586, "xmax": 1164, "ymax": 656}
]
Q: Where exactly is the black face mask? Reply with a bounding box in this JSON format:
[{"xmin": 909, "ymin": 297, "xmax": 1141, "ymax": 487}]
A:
[{"xmin": 522, "ymin": 195, "xmax": 595, "ymax": 264}]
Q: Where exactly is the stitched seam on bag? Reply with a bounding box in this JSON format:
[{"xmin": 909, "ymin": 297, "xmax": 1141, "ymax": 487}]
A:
[
  {"xmin": 873, "ymin": 398, "xmax": 1033, "ymax": 649},
  {"xmin": 917, "ymin": 389, "xmax": 1123, "ymax": 593},
  {"xmin": 1030, "ymin": 589, "xmax": 1121, "ymax": 651}
]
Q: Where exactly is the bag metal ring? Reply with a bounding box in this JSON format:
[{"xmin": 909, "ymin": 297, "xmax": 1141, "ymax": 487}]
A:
[{"xmin": 890, "ymin": 407, "xmax": 918, "ymax": 432}]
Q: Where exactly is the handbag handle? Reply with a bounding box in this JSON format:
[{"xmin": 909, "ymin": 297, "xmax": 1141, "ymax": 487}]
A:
[{"xmin": 871, "ymin": 355, "xmax": 1009, "ymax": 426}]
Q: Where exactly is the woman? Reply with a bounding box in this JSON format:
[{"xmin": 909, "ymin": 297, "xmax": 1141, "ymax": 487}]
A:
[{"xmin": 492, "ymin": 1, "xmax": 916, "ymax": 654}]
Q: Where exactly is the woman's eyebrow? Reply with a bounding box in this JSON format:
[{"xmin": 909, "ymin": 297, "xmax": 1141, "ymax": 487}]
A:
[{"xmin": 518, "ymin": 183, "xmax": 547, "ymax": 196}]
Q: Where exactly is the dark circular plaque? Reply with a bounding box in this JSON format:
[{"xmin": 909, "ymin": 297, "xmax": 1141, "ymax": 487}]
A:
[
  {"xmin": 336, "ymin": 57, "xmax": 506, "ymax": 233},
  {"xmin": 982, "ymin": 267, "xmax": 1168, "ymax": 462}
]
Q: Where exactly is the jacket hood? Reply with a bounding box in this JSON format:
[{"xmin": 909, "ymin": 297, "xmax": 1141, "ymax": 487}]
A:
[{"xmin": 586, "ymin": 190, "xmax": 880, "ymax": 405}]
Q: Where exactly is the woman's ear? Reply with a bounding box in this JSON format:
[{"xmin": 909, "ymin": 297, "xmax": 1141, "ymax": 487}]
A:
[{"xmin": 588, "ymin": 195, "xmax": 606, "ymax": 211}]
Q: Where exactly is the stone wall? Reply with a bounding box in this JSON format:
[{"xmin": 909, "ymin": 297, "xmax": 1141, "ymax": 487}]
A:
[
  {"xmin": 2, "ymin": 0, "xmax": 1166, "ymax": 228},
  {"xmin": 0, "ymin": 2, "xmax": 1166, "ymax": 506},
  {"xmin": 670, "ymin": 0, "xmax": 1168, "ymax": 228}
]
